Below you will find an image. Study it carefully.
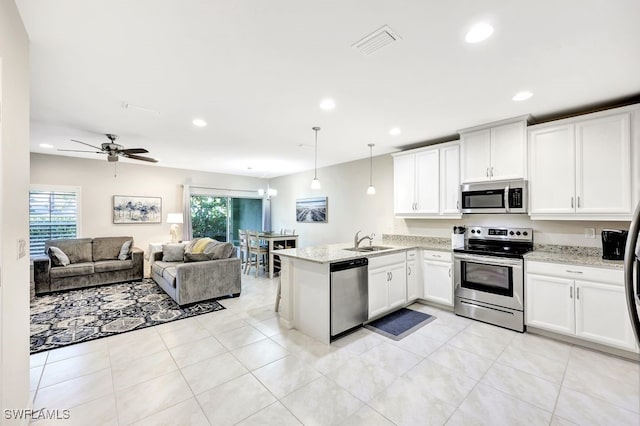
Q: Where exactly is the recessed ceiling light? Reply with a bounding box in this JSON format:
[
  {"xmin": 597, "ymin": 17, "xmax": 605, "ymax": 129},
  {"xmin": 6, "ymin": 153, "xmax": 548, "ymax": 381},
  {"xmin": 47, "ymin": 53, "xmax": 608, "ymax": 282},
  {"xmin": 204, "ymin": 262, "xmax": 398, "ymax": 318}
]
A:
[
  {"xmin": 39, "ymin": 143, "xmax": 54, "ymax": 148},
  {"xmin": 319, "ymin": 98, "xmax": 336, "ymax": 111},
  {"xmin": 512, "ymin": 91, "xmax": 533, "ymax": 101},
  {"xmin": 192, "ymin": 118, "xmax": 207, "ymax": 127},
  {"xmin": 389, "ymin": 127, "xmax": 402, "ymax": 136},
  {"xmin": 465, "ymin": 22, "xmax": 494, "ymax": 44}
]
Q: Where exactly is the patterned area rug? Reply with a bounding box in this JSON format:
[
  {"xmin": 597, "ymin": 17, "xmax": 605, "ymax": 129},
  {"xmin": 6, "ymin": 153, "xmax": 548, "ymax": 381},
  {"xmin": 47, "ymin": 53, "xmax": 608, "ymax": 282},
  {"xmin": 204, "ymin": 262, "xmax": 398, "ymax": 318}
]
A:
[{"xmin": 30, "ymin": 278, "xmax": 225, "ymax": 354}]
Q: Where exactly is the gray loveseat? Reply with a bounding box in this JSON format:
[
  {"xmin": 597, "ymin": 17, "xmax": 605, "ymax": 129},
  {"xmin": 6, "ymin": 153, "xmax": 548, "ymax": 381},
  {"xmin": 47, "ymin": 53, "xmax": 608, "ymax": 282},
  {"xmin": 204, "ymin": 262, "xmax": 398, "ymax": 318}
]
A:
[
  {"xmin": 151, "ymin": 240, "xmax": 241, "ymax": 306},
  {"xmin": 33, "ymin": 236, "xmax": 144, "ymax": 295}
]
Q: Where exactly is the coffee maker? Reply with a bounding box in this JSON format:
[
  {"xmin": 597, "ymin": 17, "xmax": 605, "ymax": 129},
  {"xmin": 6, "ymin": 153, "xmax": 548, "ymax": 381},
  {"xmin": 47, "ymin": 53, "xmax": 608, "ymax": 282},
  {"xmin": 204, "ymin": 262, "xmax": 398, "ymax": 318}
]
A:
[{"xmin": 601, "ymin": 229, "xmax": 628, "ymax": 260}]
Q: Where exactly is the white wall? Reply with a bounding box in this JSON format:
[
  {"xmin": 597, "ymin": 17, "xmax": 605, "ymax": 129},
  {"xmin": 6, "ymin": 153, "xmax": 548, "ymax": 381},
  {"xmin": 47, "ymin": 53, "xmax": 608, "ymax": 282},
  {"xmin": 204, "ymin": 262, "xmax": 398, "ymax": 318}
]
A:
[
  {"xmin": 271, "ymin": 153, "xmax": 630, "ymax": 248},
  {"xmin": 270, "ymin": 155, "xmax": 396, "ymax": 247},
  {"xmin": 30, "ymin": 153, "xmax": 267, "ymax": 254},
  {"xmin": 0, "ymin": 0, "xmax": 31, "ymax": 422}
]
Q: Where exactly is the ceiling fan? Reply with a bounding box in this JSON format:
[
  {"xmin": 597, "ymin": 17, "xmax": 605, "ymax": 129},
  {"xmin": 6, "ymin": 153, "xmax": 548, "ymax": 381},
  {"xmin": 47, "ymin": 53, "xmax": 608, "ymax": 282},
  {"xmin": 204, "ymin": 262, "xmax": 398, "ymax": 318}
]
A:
[{"xmin": 59, "ymin": 134, "xmax": 158, "ymax": 163}]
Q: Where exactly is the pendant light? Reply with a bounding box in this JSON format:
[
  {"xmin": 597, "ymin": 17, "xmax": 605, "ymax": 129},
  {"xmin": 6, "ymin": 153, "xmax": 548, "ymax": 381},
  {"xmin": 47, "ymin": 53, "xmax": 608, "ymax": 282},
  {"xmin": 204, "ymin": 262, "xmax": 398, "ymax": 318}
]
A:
[
  {"xmin": 311, "ymin": 126, "xmax": 321, "ymax": 189},
  {"xmin": 366, "ymin": 143, "xmax": 376, "ymax": 195}
]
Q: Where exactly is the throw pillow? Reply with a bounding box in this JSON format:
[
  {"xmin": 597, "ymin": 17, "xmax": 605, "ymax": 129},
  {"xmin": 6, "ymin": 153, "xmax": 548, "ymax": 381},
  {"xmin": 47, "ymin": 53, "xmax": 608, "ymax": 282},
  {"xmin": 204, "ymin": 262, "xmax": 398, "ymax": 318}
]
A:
[
  {"xmin": 48, "ymin": 246, "xmax": 71, "ymax": 267},
  {"xmin": 118, "ymin": 240, "xmax": 132, "ymax": 260},
  {"xmin": 191, "ymin": 237, "xmax": 216, "ymax": 253},
  {"xmin": 162, "ymin": 244, "xmax": 185, "ymax": 262}
]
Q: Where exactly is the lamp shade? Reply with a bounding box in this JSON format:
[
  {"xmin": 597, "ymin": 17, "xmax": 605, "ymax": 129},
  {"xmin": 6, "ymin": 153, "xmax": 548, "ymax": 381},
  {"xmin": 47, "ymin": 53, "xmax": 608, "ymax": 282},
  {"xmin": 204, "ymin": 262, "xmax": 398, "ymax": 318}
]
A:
[{"xmin": 166, "ymin": 213, "xmax": 184, "ymax": 224}]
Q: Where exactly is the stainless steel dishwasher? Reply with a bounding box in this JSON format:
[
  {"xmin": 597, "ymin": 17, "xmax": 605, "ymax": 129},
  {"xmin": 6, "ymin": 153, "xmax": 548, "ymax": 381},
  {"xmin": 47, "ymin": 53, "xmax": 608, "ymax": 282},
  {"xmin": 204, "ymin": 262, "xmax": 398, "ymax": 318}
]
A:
[{"xmin": 330, "ymin": 257, "xmax": 368, "ymax": 338}]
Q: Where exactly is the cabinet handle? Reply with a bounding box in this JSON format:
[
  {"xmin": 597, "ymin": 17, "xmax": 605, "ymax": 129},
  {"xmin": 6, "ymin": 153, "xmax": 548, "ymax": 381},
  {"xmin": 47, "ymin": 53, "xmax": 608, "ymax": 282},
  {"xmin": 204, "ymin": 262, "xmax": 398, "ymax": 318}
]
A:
[
  {"xmin": 577, "ymin": 196, "xmax": 581, "ymax": 208},
  {"xmin": 433, "ymin": 254, "xmax": 441, "ymax": 258},
  {"xmin": 387, "ymin": 272, "xmax": 390, "ymax": 281},
  {"xmin": 486, "ymin": 167, "xmax": 489, "ymax": 177},
  {"xmin": 457, "ymin": 200, "xmax": 460, "ymax": 210},
  {"xmin": 566, "ymin": 270, "xmax": 583, "ymax": 274},
  {"xmin": 408, "ymin": 266, "xmax": 411, "ymax": 276},
  {"xmin": 448, "ymin": 267, "xmax": 451, "ymax": 278},
  {"xmin": 570, "ymin": 287, "xmax": 573, "ymax": 299},
  {"xmin": 491, "ymin": 166, "xmax": 494, "ymax": 177},
  {"xmin": 571, "ymin": 197, "xmax": 574, "ymax": 208},
  {"xmin": 390, "ymin": 271, "xmax": 393, "ymax": 281},
  {"xmin": 576, "ymin": 287, "xmax": 580, "ymax": 299}
]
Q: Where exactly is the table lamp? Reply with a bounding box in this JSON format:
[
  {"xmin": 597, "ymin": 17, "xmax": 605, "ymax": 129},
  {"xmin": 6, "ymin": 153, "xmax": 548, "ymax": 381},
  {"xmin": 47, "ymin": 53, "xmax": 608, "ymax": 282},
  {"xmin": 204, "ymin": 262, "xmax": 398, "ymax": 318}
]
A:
[{"xmin": 167, "ymin": 213, "xmax": 184, "ymax": 243}]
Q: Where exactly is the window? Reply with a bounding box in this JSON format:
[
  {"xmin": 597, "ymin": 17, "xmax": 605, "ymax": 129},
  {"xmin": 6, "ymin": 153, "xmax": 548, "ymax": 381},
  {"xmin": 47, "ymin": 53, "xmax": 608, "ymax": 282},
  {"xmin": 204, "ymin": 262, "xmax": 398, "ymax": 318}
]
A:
[
  {"xmin": 190, "ymin": 195, "xmax": 262, "ymax": 245},
  {"xmin": 29, "ymin": 186, "xmax": 81, "ymax": 256}
]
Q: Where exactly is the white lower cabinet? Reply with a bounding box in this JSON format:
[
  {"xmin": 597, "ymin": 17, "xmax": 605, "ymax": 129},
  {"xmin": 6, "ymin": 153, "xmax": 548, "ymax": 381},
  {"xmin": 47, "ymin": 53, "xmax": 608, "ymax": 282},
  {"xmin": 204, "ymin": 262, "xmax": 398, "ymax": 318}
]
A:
[
  {"xmin": 421, "ymin": 251, "xmax": 453, "ymax": 307},
  {"xmin": 406, "ymin": 250, "xmax": 419, "ymax": 302},
  {"xmin": 526, "ymin": 261, "xmax": 638, "ymax": 352},
  {"xmin": 368, "ymin": 252, "xmax": 407, "ymax": 320}
]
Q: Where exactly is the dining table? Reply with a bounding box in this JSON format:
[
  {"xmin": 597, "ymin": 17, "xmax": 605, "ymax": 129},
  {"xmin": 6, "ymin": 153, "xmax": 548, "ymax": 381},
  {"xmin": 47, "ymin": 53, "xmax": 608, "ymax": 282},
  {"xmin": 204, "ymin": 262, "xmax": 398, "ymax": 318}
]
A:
[{"xmin": 258, "ymin": 232, "xmax": 299, "ymax": 279}]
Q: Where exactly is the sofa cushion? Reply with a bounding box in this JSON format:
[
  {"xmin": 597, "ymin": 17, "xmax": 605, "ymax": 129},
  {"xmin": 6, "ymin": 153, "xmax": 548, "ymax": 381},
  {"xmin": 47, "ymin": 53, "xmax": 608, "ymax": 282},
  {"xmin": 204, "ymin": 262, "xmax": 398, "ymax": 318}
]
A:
[
  {"xmin": 46, "ymin": 238, "xmax": 93, "ymax": 264},
  {"xmin": 151, "ymin": 261, "xmax": 181, "ymax": 277},
  {"xmin": 94, "ymin": 259, "xmax": 134, "ymax": 273},
  {"xmin": 48, "ymin": 246, "xmax": 70, "ymax": 267},
  {"xmin": 93, "ymin": 236, "xmax": 134, "ymax": 261},
  {"xmin": 163, "ymin": 244, "xmax": 185, "ymax": 262},
  {"xmin": 118, "ymin": 240, "xmax": 132, "ymax": 260},
  {"xmin": 50, "ymin": 262, "xmax": 95, "ymax": 278},
  {"xmin": 204, "ymin": 241, "xmax": 235, "ymax": 259}
]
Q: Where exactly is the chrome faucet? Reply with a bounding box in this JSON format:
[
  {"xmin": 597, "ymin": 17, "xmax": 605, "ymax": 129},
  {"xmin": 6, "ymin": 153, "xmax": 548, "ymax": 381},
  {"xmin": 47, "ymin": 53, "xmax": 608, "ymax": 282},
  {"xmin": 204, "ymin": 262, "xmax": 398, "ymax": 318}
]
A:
[{"xmin": 354, "ymin": 230, "xmax": 375, "ymax": 248}]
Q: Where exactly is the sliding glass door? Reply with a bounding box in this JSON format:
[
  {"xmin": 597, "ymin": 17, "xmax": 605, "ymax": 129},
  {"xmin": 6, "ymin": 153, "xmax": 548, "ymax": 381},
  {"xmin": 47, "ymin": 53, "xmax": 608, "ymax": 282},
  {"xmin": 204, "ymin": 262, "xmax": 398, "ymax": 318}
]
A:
[{"xmin": 190, "ymin": 195, "xmax": 262, "ymax": 245}]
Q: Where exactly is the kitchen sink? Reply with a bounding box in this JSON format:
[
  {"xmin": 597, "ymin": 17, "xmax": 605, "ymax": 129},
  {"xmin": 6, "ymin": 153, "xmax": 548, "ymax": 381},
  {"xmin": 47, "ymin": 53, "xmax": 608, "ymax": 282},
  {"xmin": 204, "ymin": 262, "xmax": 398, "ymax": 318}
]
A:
[{"xmin": 345, "ymin": 245, "xmax": 394, "ymax": 252}]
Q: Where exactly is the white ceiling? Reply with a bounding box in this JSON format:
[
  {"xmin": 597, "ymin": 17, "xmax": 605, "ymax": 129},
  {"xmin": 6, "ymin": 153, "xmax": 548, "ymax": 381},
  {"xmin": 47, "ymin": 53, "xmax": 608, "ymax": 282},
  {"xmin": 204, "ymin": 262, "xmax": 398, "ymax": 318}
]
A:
[{"xmin": 18, "ymin": 0, "xmax": 640, "ymax": 178}]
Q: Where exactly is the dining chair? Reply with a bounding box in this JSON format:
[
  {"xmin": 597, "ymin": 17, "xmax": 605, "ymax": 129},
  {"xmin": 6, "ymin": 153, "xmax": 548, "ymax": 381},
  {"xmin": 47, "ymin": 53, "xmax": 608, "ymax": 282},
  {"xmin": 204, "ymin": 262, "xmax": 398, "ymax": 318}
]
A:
[
  {"xmin": 246, "ymin": 231, "xmax": 268, "ymax": 277},
  {"xmin": 238, "ymin": 230, "xmax": 250, "ymax": 273}
]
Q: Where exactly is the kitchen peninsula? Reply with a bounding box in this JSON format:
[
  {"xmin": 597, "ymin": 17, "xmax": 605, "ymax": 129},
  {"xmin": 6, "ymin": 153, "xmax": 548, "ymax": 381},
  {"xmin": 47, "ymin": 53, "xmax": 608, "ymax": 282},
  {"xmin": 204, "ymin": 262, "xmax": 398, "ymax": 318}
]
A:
[{"xmin": 275, "ymin": 236, "xmax": 451, "ymax": 343}]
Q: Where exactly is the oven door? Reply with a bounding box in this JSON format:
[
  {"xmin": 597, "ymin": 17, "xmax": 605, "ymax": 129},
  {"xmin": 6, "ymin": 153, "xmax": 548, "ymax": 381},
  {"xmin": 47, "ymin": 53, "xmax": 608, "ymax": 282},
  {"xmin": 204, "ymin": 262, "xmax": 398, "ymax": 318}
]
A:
[{"xmin": 454, "ymin": 253, "xmax": 524, "ymax": 311}]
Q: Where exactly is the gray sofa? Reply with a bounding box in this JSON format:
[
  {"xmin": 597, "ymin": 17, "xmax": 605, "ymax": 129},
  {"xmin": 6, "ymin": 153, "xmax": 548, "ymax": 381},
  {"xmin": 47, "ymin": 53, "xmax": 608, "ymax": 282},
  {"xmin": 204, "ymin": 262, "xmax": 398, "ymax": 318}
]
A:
[
  {"xmin": 151, "ymin": 242, "xmax": 241, "ymax": 306},
  {"xmin": 33, "ymin": 236, "xmax": 144, "ymax": 295}
]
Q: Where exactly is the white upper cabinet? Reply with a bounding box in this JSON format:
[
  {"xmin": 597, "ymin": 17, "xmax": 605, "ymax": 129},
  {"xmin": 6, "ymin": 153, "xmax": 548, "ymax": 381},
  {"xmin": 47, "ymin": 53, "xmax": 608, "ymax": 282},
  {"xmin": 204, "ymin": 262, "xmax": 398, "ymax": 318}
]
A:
[
  {"xmin": 529, "ymin": 107, "xmax": 636, "ymax": 220},
  {"xmin": 392, "ymin": 141, "xmax": 460, "ymax": 218},
  {"xmin": 459, "ymin": 117, "xmax": 528, "ymax": 183}
]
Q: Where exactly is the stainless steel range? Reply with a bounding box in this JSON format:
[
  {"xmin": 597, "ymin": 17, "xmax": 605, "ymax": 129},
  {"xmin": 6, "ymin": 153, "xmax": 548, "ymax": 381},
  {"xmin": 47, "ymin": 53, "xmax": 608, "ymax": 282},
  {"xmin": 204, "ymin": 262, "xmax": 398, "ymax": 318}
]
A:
[{"xmin": 453, "ymin": 226, "xmax": 533, "ymax": 332}]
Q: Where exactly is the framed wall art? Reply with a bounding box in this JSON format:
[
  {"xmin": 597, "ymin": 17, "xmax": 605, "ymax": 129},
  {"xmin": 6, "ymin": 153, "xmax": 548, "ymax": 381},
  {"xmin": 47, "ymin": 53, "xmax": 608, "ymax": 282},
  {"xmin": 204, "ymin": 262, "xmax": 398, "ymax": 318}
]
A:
[
  {"xmin": 296, "ymin": 197, "xmax": 327, "ymax": 223},
  {"xmin": 113, "ymin": 195, "xmax": 162, "ymax": 224}
]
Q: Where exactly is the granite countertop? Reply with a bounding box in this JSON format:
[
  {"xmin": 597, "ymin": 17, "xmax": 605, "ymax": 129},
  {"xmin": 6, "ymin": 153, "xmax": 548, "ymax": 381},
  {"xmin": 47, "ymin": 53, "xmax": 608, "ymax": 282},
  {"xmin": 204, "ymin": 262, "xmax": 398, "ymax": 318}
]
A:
[
  {"xmin": 274, "ymin": 234, "xmax": 452, "ymax": 264},
  {"xmin": 524, "ymin": 244, "xmax": 624, "ymax": 270}
]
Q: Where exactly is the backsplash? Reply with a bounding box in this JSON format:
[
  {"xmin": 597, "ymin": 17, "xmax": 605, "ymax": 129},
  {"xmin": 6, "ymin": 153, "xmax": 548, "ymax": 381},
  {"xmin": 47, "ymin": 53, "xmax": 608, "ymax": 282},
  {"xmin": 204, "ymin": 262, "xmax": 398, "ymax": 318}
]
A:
[{"xmin": 532, "ymin": 244, "xmax": 601, "ymax": 257}]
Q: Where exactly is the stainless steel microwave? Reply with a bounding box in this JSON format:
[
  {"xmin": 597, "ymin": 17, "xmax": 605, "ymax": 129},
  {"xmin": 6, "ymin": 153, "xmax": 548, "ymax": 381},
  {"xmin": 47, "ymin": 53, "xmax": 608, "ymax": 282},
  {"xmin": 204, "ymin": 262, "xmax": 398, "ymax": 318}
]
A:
[{"xmin": 460, "ymin": 179, "xmax": 528, "ymax": 214}]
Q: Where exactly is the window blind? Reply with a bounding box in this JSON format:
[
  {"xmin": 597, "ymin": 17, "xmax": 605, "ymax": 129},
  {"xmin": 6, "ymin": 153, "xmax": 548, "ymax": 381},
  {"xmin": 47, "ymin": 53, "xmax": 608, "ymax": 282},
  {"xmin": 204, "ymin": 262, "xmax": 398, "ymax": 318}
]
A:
[{"xmin": 29, "ymin": 190, "xmax": 78, "ymax": 256}]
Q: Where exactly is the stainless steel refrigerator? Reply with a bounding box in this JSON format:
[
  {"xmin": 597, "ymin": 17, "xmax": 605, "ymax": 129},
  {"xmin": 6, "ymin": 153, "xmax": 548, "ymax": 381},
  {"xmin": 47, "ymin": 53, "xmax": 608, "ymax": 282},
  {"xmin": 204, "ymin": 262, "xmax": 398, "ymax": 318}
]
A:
[{"xmin": 624, "ymin": 201, "xmax": 640, "ymax": 347}]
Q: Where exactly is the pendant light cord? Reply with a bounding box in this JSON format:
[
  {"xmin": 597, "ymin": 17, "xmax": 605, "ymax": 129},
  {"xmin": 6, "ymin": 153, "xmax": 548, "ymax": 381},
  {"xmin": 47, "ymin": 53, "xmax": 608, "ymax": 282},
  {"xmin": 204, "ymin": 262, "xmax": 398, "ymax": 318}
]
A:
[
  {"xmin": 369, "ymin": 145, "xmax": 373, "ymax": 186},
  {"xmin": 312, "ymin": 127, "xmax": 320, "ymax": 179}
]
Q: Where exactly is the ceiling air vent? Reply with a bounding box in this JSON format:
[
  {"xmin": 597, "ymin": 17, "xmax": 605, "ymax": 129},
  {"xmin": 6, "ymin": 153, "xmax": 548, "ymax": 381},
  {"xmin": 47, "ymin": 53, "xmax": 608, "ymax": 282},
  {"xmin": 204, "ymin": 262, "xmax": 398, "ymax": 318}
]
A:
[{"xmin": 352, "ymin": 25, "xmax": 401, "ymax": 56}]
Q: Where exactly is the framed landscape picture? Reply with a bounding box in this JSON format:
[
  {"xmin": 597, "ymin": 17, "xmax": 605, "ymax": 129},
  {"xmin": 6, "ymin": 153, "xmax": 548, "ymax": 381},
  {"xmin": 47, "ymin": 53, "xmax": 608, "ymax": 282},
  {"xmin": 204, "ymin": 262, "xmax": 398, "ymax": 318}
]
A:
[
  {"xmin": 113, "ymin": 195, "xmax": 162, "ymax": 224},
  {"xmin": 296, "ymin": 197, "xmax": 327, "ymax": 223}
]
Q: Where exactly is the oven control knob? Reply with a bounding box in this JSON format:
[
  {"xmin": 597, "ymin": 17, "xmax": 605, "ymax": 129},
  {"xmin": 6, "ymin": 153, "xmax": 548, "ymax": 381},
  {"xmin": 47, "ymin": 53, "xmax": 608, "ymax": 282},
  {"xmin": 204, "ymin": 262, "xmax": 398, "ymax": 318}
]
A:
[
  {"xmin": 509, "ymin": 231, "xmax": 515, "ymax": 235},
  {"xmin": 471, "ymin": 229, "xmax": 476, "ymax": 234},
  {"xmin": 523, "ymin": 231, "xmax": 528, "ymax": 236},
  {"xmin": 477, "ymin": 229, "xmax": 481, "ymax": 234},
  {"xmin": 516, "ymin": 231, "xmax": 521, "ymax": 236}
]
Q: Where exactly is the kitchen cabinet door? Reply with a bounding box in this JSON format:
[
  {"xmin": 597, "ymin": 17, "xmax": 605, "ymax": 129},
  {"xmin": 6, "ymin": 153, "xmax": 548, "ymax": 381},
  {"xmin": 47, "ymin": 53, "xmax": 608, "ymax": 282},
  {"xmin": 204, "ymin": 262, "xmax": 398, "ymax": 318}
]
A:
[
  {"xmin": 525, "ymin": 273, "xmax": 574, "ymax": 335},
  {"xmin": 440, "ymin": 144, "xmax": 460, "ymax": 215},
  {"xmin": 461, "ymin": 129, "xmax": 491, "ymax": 183},
  {"xmin": 387, "ymin": 262, "xmax": 407, "ymax": 310},
  {"xmin": 406, "ymin": 259, "xmax": 418, "ymax": 302},
  {"xmin": 575, "ymin": 113, "xmax": 631, "ymax": 215},
  {"xmin": 575, "ymin": 280, "xmax": 637, "ymax": 351},
  {"xmin": 415, "ymin": 150, "xmax": 439, "ymax": 214},
  {"xmin": 490, "ymin": 121, "xmax": 526, "ymax": 181},
  {"xmin": 368, "ymin": 267, "xmax": 390, "ymax": 320},
  {"xmin": 422, "ymin": 260, "xmax": 453, "ymax": 307},
  {"xmin": 393, "ymin": 154, "xmax": 416, "ymax": 214},
  {"xmin": 528, "ymin": 124, "xmax": 576, "ymax": 215}
]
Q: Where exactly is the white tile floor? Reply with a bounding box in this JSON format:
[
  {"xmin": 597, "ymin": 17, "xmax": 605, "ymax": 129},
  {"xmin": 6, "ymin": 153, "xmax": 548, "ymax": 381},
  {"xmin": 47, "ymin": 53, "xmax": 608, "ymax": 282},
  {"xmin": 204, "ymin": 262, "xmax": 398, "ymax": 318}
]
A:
[{"xmin": 30, "ymin": 273, "xmax": 640, "ymax": 425}]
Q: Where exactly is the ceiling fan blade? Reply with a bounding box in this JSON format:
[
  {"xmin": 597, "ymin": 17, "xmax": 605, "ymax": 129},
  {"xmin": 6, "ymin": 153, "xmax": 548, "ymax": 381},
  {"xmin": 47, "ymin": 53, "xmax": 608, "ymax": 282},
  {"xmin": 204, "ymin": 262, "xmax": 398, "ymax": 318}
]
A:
[
  {"xmin": 58, "ymin": 149, "xmax": 105, "ymax": 154},
  {"xmin": 70, "ymin": 139, "xmax": 104, "ymax": 151},
  {"xmin": 122, "ymin": 153, "xmax": 159, "ymax": 163},
  {"xmin": 120, "ymin": 148, "xmax": 149, "ymax": 154}
]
